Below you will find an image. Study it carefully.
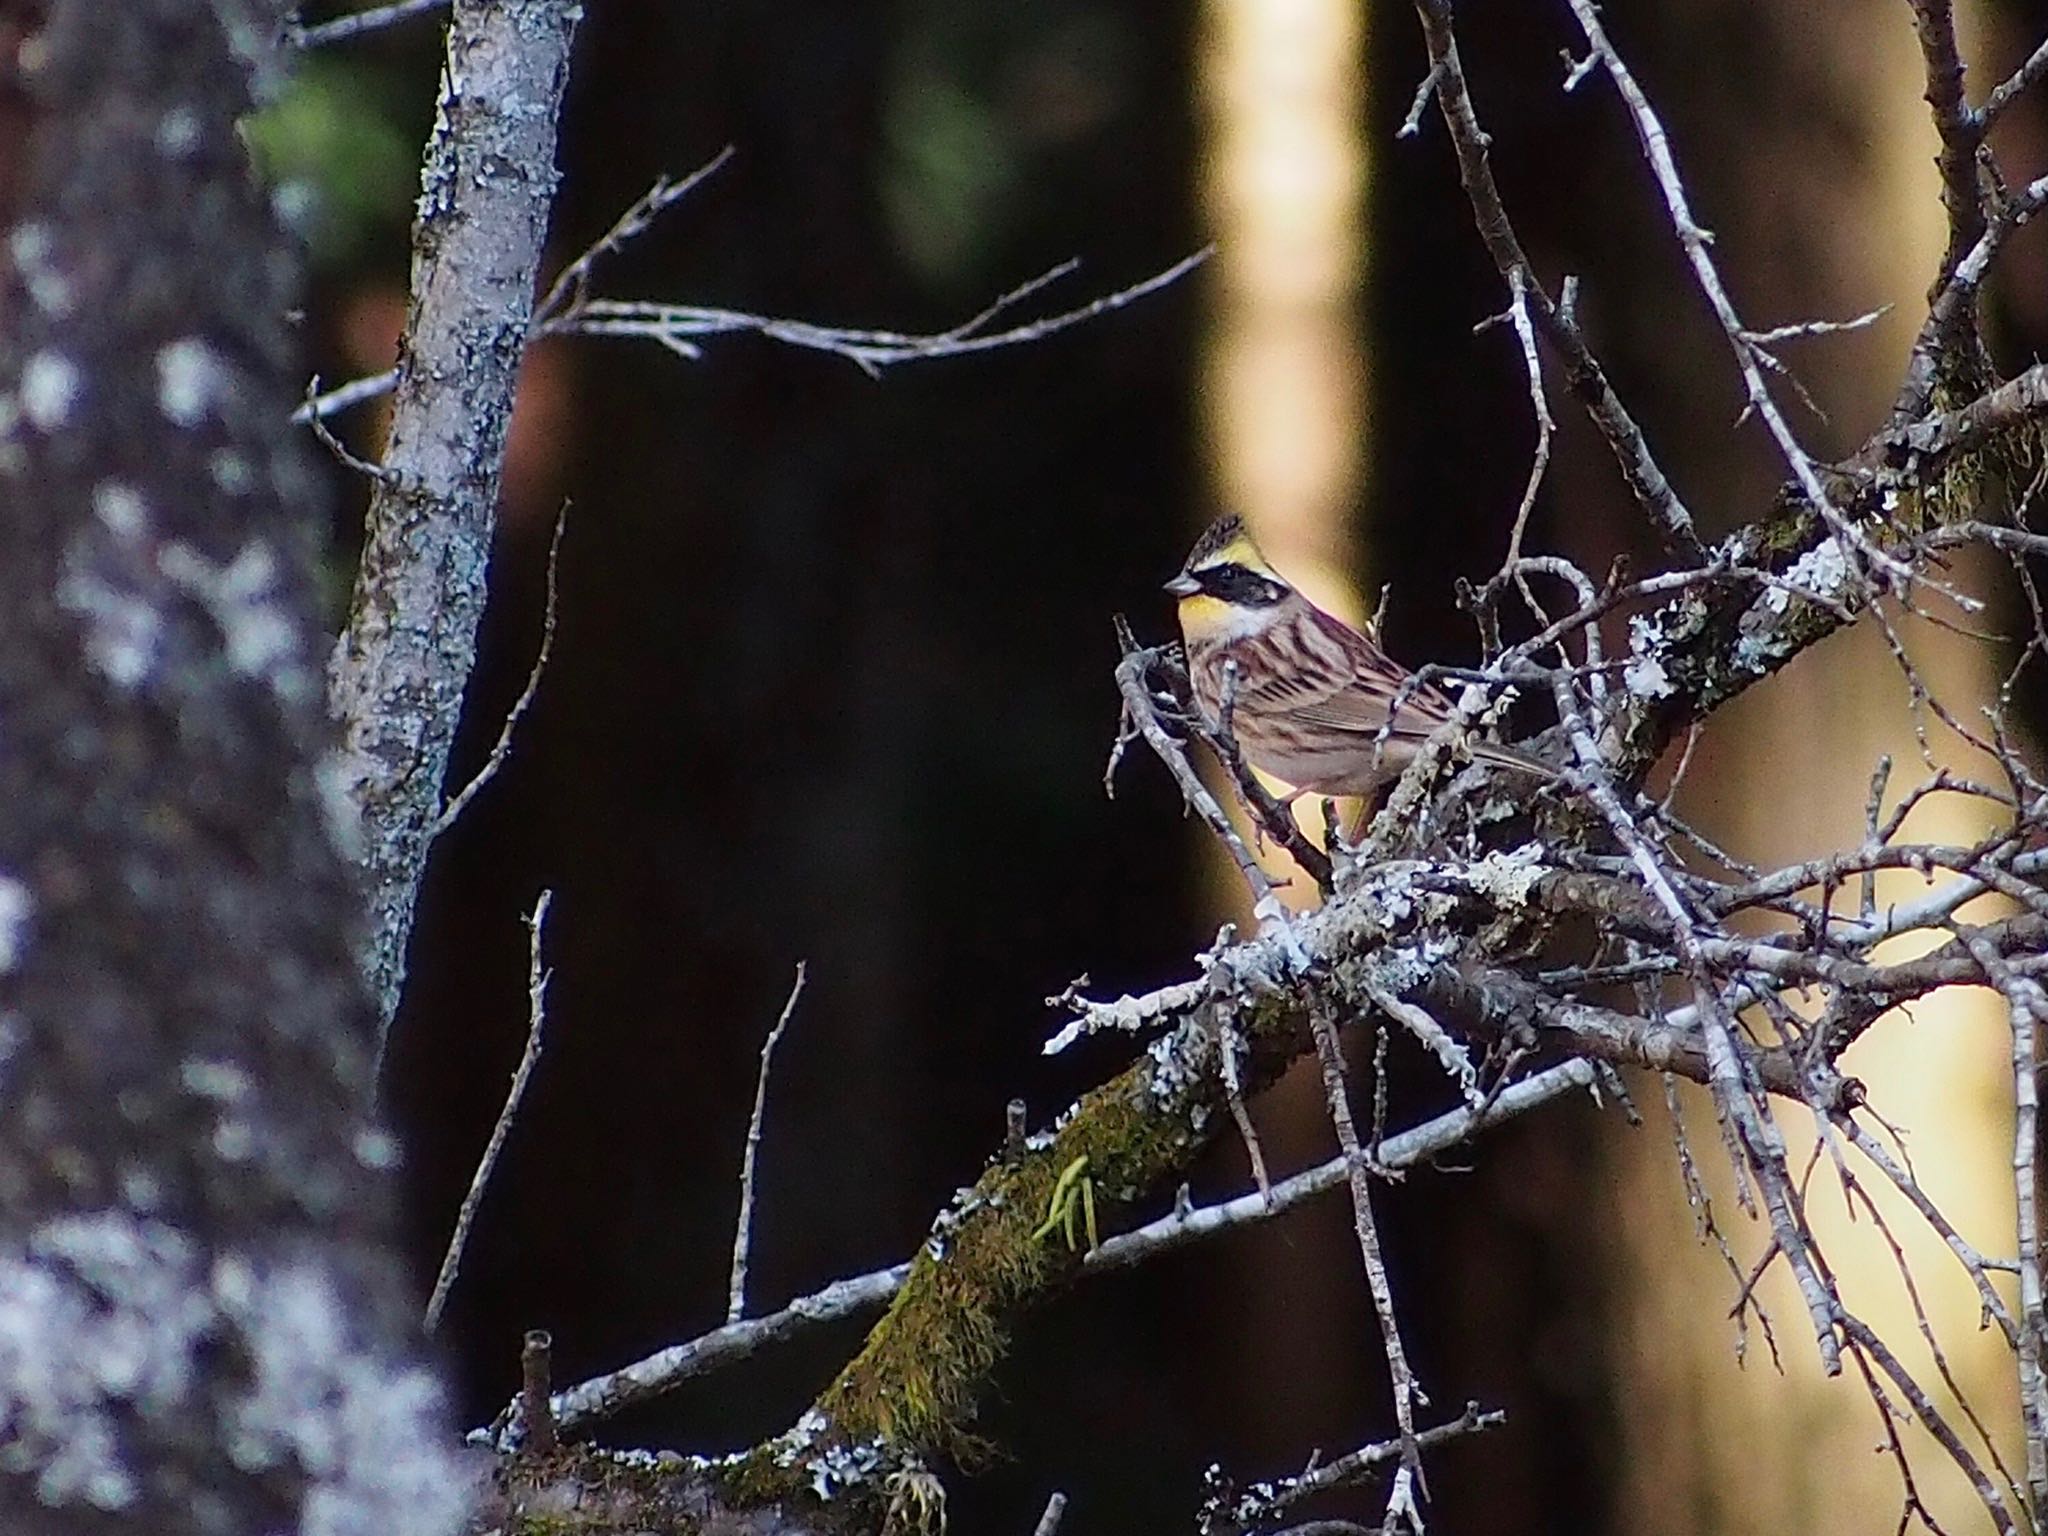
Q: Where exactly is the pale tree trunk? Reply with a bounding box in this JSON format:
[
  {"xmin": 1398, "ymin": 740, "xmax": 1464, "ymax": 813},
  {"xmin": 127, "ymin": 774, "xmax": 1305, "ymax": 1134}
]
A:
[{"xmin": 1194, "ymin": 0, "xmax": 1377, "ymax": 1452}]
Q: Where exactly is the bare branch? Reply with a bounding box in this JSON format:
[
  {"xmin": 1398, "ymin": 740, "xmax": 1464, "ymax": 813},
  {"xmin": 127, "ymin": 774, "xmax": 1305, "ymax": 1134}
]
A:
[
  {"xmin": 1956, "ymin": 926, "xmax": 2048, "ymax": 1513},
  {"xmin": 424, "ymin": 889, "xmax": 553, "ymax": 1335},
  {"xmin": 295, "ymin": 244, "xmax": 1209, "ymax": 420},
  {"xmin": 505, "ymin": 1062, "xmax": 1593, "ymax": 1443},
  {"xmin": 1408, "ymin": 0, "xmax": 1705, "ymax": 561},
  {"xmin": 327, "ymin": 0, "xmax": 581, "ymax": 1051},
  {"xmin": 1562, "ymin": 0, "xmax": 1907, "ymax": 589},
  {"xmin": 1893, "ymin": 359, "xmax": 2048, "ymax": 466},
  {"xmin": 1982, "ymin": 36, "xmax": 2048, "ymax": 130},
  {"xmin": 531, "ymin": 151, "xmax": 738, "ymax": 330},
  {"xmin": 292, "ymin": 367, "xmax": 397, "ymax": 426},
  {"xmin": 1894, "ymin": 171, "xmax": 2048, "ymax": 426},
  {"xmin": 431, "ymin": 503, "xmax": 568, "ymax": 840},
  {"xmin": 728, "ymin": 962, "xmax": 807, "ymax": 1325},
  {"xmin": 1839, "ymin": 1312, "xmax": 2023, "ymax": 1535},
  {"xmin": 289, "ymin": 0, "xmax": 450, "ymax": 48},
  {"xmin": 1090, "ymin": 1061, "xmax": 1596, "ymax": 1276},
  {"xmin": 302, "ymin": 374, "xmax": 392, "ymax": 480},
  {"xmin": 1739, "ymin": 305, "xmax": 1890, "ymax": 347},
  {"xmin": 1904, "ymin": 0, "xmax": 1986, "ymax": 280},
  {"xmin": 1202, "ymin": 1404, "xmax": 1503, "ymax": 1536},
  {"xmin": 550, "ymin": 248, "xmax": 1213, "ymax": 378},
  {"xmin": 1306, "ymin": 1002, "xmax": 1427, "ymax": 1532},
  {"xmin": 518, "ymin": 1329, "xmax": 557, "ymax": 1456},
  {"xmin": 1109, "ymin": 631, "xmax": 1314, "ymax": 937},
  {"xmin": 1397, "ymin": 60, "xmax": 1444, "ymax": 139}
]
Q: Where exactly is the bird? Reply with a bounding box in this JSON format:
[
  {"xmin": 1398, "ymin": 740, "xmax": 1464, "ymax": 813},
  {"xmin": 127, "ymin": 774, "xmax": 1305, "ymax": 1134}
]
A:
[{"xmin": 1163, "ymin": 514, "xmax": 1553, "ymax": 800}]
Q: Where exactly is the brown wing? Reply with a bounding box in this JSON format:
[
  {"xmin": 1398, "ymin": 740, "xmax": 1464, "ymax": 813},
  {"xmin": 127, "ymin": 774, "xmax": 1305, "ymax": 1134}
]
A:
[{"xmin": 1257, "ymin": 603, "xmax": 1459, "ymax": 744}]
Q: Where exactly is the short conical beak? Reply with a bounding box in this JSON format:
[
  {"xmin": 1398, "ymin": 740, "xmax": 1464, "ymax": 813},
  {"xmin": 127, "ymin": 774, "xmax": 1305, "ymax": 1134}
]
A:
[{"xmin": 1163, "ymin": 574, "xmax": 1201, "ymax": 598}]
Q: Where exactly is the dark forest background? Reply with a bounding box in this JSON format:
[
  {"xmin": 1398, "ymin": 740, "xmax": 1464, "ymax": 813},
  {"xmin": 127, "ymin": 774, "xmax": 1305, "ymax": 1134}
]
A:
[{"xmin": 275, "ymin": 3, "xmax": 2048, "ymax": 1531}]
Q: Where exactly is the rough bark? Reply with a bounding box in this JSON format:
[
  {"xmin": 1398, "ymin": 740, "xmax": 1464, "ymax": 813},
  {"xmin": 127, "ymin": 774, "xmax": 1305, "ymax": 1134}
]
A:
[
  {"xmin": 325, "ymin": 0, "xmax": 579, "ymax": 1047},
  {"xmin": 0, "ymin": 4, "xmax": 470, "ymax": 1531}
]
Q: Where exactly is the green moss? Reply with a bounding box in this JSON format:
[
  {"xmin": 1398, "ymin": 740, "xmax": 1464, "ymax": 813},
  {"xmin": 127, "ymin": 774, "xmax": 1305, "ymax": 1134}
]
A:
[{"xmin": 802, "ymin": 1013, "xmax": 1286, "ymax": 1461}]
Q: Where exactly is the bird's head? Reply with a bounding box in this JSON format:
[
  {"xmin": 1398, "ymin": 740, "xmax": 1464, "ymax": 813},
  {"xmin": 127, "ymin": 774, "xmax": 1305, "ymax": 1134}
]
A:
[{"xmin": 1164, "ymin": 515, "xmax": 1295, "ymax": 643}]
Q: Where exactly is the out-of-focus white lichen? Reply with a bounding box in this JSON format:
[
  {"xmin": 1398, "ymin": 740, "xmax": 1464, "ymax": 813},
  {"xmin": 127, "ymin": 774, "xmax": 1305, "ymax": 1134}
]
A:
[
  {"xmin": 55, "ymin": 545, "xmax": 163, "ymax": 689},
  {"xmin": 215, "ymin": 1256, "xmax": 471, "ymax": 1536},
  {"xmin": 20, "ymin": 350, "xmax": 82, "ymax": 430},
  {"xmin": 0, "ymin": 1214, "xmax": 210, "ymax": 1511},
  {"xmin": 155, "ymin": 339, "xmax": 226, "ymax": 429},
  {"xmin": 0, "ymin": 874, "xmax": 32, "ymax": 975},
  {"xmin": 0, "ymin": 1223, "xmax": 470, "ymax": 1534}
]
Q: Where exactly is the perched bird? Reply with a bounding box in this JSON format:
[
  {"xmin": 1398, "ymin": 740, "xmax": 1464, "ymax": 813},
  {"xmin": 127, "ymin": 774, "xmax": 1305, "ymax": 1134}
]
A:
[{"xmin": 1164, "ymin": 515, "xmax": 1552, "ymax": 799}]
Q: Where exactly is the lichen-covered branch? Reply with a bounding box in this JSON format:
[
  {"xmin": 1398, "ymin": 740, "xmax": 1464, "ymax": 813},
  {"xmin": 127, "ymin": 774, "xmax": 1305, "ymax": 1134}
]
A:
[{"xmin": 325, "ymin": 0, "xmax": 579, "ymax": 1049}]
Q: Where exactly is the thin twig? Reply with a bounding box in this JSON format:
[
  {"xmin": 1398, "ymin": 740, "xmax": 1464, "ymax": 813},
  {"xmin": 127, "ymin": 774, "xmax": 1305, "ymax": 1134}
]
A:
[
  {"xmin": 1904, "ymin": 0, "xmax": 1986, "ymax": 281},
  {"xmin": 292, "ymin": 367, "xmax": 398, "ymax": 426},
  {"xmin": 1740, "ymin": 307, "xmax": 1891, "ymax": 347},
  {"xmin": 299, "ymin": 248, "xmax": 1211, "ymax": 417},
  {"xmin": 1563, "ymin": 0, "xmax": 1909, "ymax": 589},
  {"xmin": 424, "ymin": 889, "xmax": 554, "ymax": 1334},
  {"xmin": 1209, "ymin": 1404, "xmax": 1503, "ymax": 1535},
  {"xmin": 1492, "ymin": 264, "xmax": 1557, "ymax": 655},
  {"xmin": 1306, "ymin": 1002, "xmax": 1426, "ymax": 1534},
  {"xmin": 553, "ymin": 248, "xmax": 1212, "ymax": 378},
  {"xmin": 1956, "ymin": 926, "xmax": 2048, "ymax": 1513},
  {"xmin": 302, "ymin": 374, "xmax": 391, "ymax": 479},
  {"xmin": 431, "ymin": 504, "xmax": 568, "ymax": 839},
  {"xmin": 1091, "ymin": 1061, "xmax": 1595, "ymax": 1275},
  {"xmin": 1216, "ymin": 1015, "xmax": 1273, "ymax": 1201},
  {"xmin": 1981, "ymin": 35, "xmax": 2048, "ymax": 130},
  {"xmin": 288, "ymin": 0, "xmax": 449, "ymax": 48},
  {"xmin": 728, "ymin": 962, "xmax": 807, "ymax": 1325},
  {"xmin": 1549, "ymin": 669, "xmax": 1846, "ymax": 1375},
  {"xmin": 1397, "ymin": 60, "xmax": 1443, "ymax": 139},
  {"xmin": 531, "ymin": 151, "xmax": 738, "ymax": 330},
  {"xmin": 1109, "ymin": 629, "xmax": 1313, "ymax": 946},
  {"xmin": 1407, "ymin": 0, "xmax": 1705, "ymax": 560}
]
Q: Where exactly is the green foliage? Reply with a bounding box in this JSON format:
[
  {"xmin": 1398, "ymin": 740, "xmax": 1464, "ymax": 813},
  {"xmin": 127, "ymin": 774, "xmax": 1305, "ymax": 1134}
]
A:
[
  {"xmin": 880, "ymin": 7, "xmax": 1137, "ymax": 287},
  {"xmin": 243, "ymin": 57, "xmax": 419, "ymax": 268},
  {"xmin": 882, "ymin": 62, "xmax": 1021, "ymax": 284}
]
